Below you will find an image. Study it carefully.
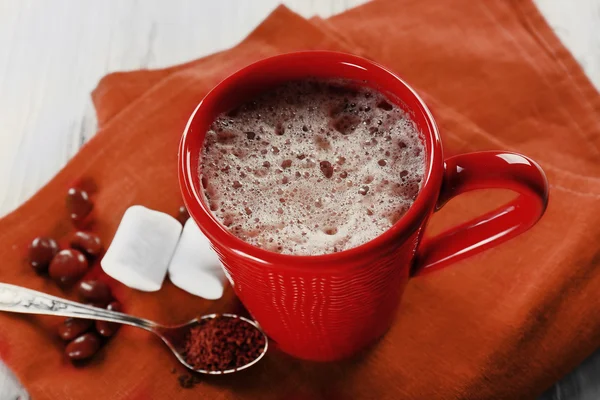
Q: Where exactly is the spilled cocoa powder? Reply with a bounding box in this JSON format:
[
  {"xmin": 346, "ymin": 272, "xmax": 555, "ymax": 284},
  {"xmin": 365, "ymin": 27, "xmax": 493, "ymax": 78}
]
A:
[{"xmin": 178, "ymin": 373, "xmax": 202, "ymax": 389}]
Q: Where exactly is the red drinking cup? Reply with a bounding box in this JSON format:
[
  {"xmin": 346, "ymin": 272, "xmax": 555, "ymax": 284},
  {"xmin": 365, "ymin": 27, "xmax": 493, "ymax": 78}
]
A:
[{"xmin": 179, "ymin": 51, "xmax": 549, "ymax": 361}]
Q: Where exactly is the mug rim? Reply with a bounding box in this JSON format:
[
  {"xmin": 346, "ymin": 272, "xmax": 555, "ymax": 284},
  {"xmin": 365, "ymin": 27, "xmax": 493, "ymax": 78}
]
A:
[{"xmin": 179, "ymin": 51, "xmax": 444, "ymax": 269}]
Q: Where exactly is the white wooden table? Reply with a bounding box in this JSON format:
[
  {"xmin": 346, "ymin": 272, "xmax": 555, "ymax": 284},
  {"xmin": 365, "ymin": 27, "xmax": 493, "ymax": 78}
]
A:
[{"xmin": 0, "ymin": 1, "xmax": 599, "ymax": 398}]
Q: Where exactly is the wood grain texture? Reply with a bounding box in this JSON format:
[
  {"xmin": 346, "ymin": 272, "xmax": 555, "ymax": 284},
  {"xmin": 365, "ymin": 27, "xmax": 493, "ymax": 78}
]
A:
[
  {"xmin": 0, "ymin": 0, "xmax": 598, "ymax": 217},
  {"xmin": 0, "ymin": 0, "xmax": 368, "ymax": 217},
  {"xmin": 0, "ymin": 0, "xmax": 598, "ymax": 398}
]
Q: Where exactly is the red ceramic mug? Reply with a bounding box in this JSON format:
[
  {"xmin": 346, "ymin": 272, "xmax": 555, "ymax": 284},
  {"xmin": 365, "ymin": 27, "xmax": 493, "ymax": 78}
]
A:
[{"xmin": 179, "ymin": 51, "xmax": 549, "ymax": 361}]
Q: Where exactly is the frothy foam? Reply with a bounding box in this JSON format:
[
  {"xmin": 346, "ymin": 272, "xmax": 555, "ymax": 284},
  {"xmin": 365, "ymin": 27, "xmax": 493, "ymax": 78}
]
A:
[{"xmin": 200, "ymin": 79, "xmax": 425, "ymax": 255}]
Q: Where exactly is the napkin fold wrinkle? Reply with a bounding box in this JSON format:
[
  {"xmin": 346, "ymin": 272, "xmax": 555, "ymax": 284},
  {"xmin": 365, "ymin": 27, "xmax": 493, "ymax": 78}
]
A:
[{"xmin": 0, "ymin": 1, "xmax": 599, "ymax": 399}]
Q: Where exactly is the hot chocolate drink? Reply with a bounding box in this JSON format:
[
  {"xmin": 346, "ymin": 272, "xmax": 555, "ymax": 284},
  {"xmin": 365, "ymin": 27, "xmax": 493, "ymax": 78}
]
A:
[{"xmin": 200, "ymin": 79, "xmax": 425, "ymax": 255}]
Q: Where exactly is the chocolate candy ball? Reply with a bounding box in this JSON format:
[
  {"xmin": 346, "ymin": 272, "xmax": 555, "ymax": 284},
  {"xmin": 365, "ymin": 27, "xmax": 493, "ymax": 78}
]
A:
[
  {"xmin": 177, "ymin": 206, "xmax": 190, "ymax": 225},
  {"xmin": 96, "ymin": 301, "xmax": 122, "ymax": 338},
  {"xmin": 78, "ymin": 280, "xmax": 112, "ymax": 305},
  {"xmin": 70, "ymin": 231, "xmax": 103, "ymax": 257},
  {"xmin": 48, "ymin": 249, "xmax": 88, "ymax": 286},
  {"xmin": 106, "ymin": 301, "xmax": 122, "ymax": 313},
  {"xmin": 28, "ymin": 237, "xmax": 59, "ymax": 272},
  {"xmin": 65, "ymin": 333, "xmax": 101, "ymax": 361},
  {"xmin": 66, "ymin": 188, "xmax": 93, "ymax": 222},
  {"xmin": 58, "ymin": 318, "xmax": 93, "ymax": 341}
]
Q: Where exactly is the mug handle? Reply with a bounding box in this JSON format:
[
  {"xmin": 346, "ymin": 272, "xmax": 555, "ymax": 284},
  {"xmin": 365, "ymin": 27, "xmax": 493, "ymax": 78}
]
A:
[{"xmin": 412, "ymin": 151, "xmax": 549, "ymax": 276}]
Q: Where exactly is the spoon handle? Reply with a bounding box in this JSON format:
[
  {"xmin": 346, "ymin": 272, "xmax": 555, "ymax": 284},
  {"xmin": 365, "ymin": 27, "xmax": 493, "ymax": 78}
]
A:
[{"xmin": 0, "ymin": 283, "xmax": 159, "ymax": 331}]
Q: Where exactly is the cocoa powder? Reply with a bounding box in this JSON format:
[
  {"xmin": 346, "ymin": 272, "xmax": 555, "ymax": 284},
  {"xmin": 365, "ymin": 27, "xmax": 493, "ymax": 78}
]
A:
[
  {"xmin": 178, "ymin": 373, "xmax": 202, "ymax": 389},
  {"xmin": 182, "ymin": 316, "xmax": 266, "ymax": 372}
]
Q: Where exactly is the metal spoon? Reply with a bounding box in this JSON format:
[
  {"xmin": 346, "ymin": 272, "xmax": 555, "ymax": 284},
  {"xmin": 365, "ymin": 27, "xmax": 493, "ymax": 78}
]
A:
[{"xmin": 0, "ymin": 283, "xmax": 268, "ymax": 374}]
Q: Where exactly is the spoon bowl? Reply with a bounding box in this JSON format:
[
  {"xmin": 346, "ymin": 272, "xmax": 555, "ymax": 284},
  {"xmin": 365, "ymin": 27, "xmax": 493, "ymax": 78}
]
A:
[
  {"xmin": 0, "ymin": 283, "xmax": 268, "ymax": 374},
  {"xmin": 156, "ymin": 313, "xmax": 269, "ymax": 374}
]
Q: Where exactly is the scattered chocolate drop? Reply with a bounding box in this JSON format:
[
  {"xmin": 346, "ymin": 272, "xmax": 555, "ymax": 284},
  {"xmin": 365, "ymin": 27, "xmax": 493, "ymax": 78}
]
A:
[
  {"xmin": 48, "ymin": 249, "xmax": 88, "ymax": 286},
  {"xmin": 106, "ymin": 301, "xmax": 122, "ymax": 313},
  {"xmin": 96, "ymin": 320, "xmax": 119, "ymax": 338},
  {"xmin": 358, "ymin": 186, "xmax": 370, "ymax": 195},
  {"xmin": 78, "ymin": 280, "xmax": 112, "ymax": 305},
  {"xmin": 66, "ymin": 188, "xmax": 93, "ymax": 222},
  {"xmin": 177, "ymin": 206, "xmax": 190, "ymax": 225},
  {"xmin": 27, "ymin": 178, "xmax": 131, "ymax": 366},
  {"xmin": 28, "ymin": 237, "xmax": 59, "ymax": 272},
  {"xmin": 70, "ymin": 231, "xmax": 103, "ymax": 257},
  {"xmin": 59, "ymin": 318, "xmax": 93, "ymax": 341},
  {"xmin": 65, "ymin": 333, "xmax": 101, "ymax": 361}
]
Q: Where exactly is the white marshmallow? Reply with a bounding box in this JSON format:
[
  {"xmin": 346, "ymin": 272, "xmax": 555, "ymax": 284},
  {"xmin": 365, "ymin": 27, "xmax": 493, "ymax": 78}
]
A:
[
  {"xmin": 168, "ymin": 218, "xmax": 226, "ymax": 300},
  {"xmin": 101, "ymin": 205, "xmax": 182, "ymax": 292}
]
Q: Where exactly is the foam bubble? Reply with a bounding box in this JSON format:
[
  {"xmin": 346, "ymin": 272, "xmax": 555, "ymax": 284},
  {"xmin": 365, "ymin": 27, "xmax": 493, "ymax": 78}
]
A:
[{"xmin": 200, "ymin": 79, "xmax": 425, "ymax": 255}]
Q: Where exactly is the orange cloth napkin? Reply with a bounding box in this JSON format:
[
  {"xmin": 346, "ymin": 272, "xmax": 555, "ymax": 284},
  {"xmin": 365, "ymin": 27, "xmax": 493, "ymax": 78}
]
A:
[{"xmin": 1, "ymin": 1, "xmax": 600, "ymax": 399}]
